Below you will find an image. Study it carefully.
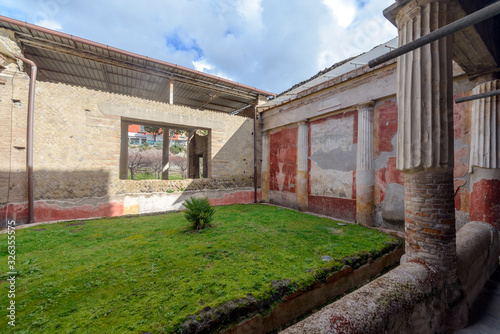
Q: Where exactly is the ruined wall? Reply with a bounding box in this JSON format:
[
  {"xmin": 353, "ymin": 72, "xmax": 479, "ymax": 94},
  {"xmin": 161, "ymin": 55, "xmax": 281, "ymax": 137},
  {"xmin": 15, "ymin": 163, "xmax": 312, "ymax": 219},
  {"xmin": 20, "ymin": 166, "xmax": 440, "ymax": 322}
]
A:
[
  {"xmin": 453, "ymin": 90, "xmax": 472, "ymax": 230},
  {"xmin": 373, "ymin": 98, "xmax": 404, "ymax": 230},
  {"xmin": 1, "ymin": 76, "xmax": 259, "ymax": 226},
  {"xmin": 308, "ymin": 110, "xmax": 357, "ymax": 221},
  {"xmin": 261, "ymin": 62, "xmax": 483, "ymax": 230},
  {"xmin": 268, "ymin": 125, "xmax": 298, "ymax": 208}
]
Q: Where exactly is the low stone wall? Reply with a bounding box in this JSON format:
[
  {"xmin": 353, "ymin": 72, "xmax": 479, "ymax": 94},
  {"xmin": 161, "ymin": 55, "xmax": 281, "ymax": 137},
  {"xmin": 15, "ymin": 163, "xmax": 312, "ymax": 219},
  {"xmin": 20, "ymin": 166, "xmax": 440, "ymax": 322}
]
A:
[
  {"xmin": 178, "ymin": 242, "xmax": 404, "ymax": 334},
  {"xmin": 281, "ymin": 221, "xmax": 499, "ymax": 333},
  {"xmin": 1, "ymin": 185, "xmax": 260, "ymax": 227}
]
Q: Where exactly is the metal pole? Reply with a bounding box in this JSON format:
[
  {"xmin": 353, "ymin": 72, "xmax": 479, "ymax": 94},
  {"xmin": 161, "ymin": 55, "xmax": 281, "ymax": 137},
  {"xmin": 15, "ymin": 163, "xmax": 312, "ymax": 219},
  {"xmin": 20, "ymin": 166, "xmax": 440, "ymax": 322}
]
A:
[
  {"xmin": 253, "ymin": 104, "xmax": 258, "ymax": 203},
  {"xmin": 368, "ymin": 1, "xmax": 500, "ymax": 68},
  {"xmin": 13, "ymin": 54, "xmax": 37, "ymax": 224},
  {"xmin": 455, "ymin": 89, "xmax": 500, "ymax": 103}
]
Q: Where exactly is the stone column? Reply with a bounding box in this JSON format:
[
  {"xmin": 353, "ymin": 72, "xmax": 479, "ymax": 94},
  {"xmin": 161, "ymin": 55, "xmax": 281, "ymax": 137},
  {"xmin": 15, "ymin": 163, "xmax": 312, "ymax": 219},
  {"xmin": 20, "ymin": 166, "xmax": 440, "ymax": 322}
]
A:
[
  {"xmin": 297, "ymin": 121, "xmax": 309, "ymax": 211},
  {"xmin": 261, "ymin": 131, "xmax": 270, "ymax": 202},
  {"xmin": 187, "ymin": 130, "xmax": 195, "ymax": 179},
  {"xmin": 395, "ymin": 0, "xmax": 457, "ymax": 276},
  {"xmin": 469, "ymin": 79, "xmax": 500, "ymax": 230},
  {"xmin": 119, "ymin": 121, "xmax": 129, "ymax": 179},
  {"xmin": 356, "ymin": 102, "xmax": 375, "ymax": 226},
  {"xmin": 162, "ymin": 128, "xmax": 170, "ymax": 180}
]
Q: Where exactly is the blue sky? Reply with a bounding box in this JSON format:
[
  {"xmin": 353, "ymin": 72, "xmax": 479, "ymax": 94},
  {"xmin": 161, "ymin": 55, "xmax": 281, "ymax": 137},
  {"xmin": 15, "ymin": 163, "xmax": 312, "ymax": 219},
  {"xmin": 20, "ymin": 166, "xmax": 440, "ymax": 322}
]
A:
[{"xmin": 0, "ymin": 0, "xmax": 397, "ymax": 93}]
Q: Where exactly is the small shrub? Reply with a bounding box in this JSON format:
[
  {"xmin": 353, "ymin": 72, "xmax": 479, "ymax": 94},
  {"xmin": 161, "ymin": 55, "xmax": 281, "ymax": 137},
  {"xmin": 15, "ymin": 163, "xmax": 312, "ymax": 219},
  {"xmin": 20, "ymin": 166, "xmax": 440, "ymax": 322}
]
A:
[{"xmin": 184, "ymin": 197, "xmax": 215, "ymax": 230}]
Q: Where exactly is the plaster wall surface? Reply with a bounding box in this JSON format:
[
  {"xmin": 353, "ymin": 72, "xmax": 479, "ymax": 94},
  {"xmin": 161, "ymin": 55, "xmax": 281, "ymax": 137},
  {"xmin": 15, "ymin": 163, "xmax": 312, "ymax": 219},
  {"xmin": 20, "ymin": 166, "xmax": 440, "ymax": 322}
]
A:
[
  {"xmin": 308, "ymin": 111, "xmax": 357, "ymax": 221},
  {"xmin": 1, "ymin": 74, "xmax": 259, "ymax": 225},
  {"xmin": 261, "ymin": 63, "xmax": 480, "ymax": 229},
  {"xmin": 268, "ymin": 126, "xmax": 298, "ymax": 207},
  {"xmin": 262, "ymin": 65, "xmax": 397, "ymax": 132}
]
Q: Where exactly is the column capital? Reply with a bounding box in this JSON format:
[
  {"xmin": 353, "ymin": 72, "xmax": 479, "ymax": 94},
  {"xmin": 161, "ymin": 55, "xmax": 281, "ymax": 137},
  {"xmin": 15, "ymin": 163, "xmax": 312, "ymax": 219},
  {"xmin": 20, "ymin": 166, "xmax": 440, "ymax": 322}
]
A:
[{"xmin": 357, "ymin": 101, "xmax": 375, "ymax": 111}]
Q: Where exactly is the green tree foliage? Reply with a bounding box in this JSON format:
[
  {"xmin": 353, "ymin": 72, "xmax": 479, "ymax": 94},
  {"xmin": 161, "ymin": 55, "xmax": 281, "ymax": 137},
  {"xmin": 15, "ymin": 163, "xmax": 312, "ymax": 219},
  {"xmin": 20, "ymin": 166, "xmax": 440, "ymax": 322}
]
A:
[
  {"xmin": 169, "ymin": 143, "xmax": 186, "ymax": 155},
  {"xmin": 183, "ymin": 197, "xmax": 215, "ymax": 230},
  {"xmin": 144, "ymin": 126, "xmax": 163, "ymax": 145}
]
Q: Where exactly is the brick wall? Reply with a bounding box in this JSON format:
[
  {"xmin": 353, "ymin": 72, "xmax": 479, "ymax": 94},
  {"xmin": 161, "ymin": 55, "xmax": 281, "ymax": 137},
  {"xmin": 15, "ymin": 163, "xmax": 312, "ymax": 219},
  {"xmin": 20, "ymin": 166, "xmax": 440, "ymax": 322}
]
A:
[{"xmin": 404, "ymin": 170, "xmax": 457, "ymax": 274}]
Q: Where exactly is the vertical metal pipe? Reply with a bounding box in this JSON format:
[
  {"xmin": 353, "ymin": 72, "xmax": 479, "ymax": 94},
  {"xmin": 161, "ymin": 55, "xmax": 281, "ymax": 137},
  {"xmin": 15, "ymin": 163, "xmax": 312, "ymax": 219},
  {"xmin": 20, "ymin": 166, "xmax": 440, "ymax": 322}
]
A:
[
  {"xmin": 13, "ymin": 54, "xmax": 37, "ymax": 224},
  {"xmin": 254, "ymin": 104, "xmax": 258, "ymax": 203}
]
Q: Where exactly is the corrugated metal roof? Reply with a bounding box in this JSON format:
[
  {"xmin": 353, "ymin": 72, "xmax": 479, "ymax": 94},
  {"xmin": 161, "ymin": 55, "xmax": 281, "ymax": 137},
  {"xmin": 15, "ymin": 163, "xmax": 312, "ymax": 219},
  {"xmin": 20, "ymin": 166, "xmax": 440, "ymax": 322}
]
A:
[{"xmin": 0, "ymin": 15, "xmax": 275, "ymax": 114}]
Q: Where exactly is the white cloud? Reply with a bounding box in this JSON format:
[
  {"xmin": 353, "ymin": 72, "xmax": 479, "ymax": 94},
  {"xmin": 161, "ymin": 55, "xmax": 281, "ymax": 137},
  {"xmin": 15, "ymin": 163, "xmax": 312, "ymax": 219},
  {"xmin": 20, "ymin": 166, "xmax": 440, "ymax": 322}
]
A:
[
  {"xmin": 34, "ymin": 19, "xmax": 62, "ymax": 30},
  {"xmin": 0, "ymin": 0, "xmax": 397, "ymax": 94},
  {"xmin": 322, "ymin": 0, "xmax": 356, "ymax": 28},
  {"xmin": 193, "ymin": 59, "xmax": 212, "ymax": 72}
]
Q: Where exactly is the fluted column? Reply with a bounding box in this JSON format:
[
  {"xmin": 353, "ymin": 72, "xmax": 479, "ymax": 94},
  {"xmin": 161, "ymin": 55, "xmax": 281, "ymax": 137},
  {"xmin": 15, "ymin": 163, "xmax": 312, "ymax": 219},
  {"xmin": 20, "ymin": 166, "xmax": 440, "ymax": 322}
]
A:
[
  {"xmin": 395, "ymin": 0, "xmax": 457, "ymax": 276},
  {"xmin": 162, "ymin": 128, "xmax": 170, "ymax": 180},
  {"xmin": 297, "ymin": 121, "xmax": 309, "ymax": 211},
  {"xmin": 119, "ymin": 121, "xmax": 129, "ymax": 179},
  {"xmin": 469, "ymin": 79, "xmax": 500, "ymax": 229},
  {"xmin": 356, "ymin": 102, "xmax": 375, "ymax": 226},
  {"xmin": 261, "ymin": 131, "xmax": 270, "ymax": 202}
]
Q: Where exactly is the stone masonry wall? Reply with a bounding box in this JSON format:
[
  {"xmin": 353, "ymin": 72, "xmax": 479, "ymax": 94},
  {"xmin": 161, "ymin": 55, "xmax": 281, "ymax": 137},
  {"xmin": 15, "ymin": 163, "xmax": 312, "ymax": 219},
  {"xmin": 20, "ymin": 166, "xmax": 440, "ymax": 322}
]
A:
[{"xmin": 1, "ymin": 72, "xmax": 259, "ymax": 225}]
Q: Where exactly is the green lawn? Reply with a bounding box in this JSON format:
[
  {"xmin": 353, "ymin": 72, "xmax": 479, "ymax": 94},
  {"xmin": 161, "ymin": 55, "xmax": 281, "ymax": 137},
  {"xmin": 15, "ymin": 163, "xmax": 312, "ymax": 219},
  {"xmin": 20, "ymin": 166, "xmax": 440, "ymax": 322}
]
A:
[
  {"xmin": 0, "ymin": 204, "xmax": 399, "ymax": 333},
  {"xmin": 128, "ymin": 172, "xmax": 184, "ymax": 180}
]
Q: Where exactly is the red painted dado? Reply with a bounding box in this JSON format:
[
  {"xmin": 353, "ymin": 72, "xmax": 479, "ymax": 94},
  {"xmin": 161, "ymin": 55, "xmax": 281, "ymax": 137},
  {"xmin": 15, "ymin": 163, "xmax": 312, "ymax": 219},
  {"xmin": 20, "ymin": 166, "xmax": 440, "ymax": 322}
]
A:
[
  {"xmin": 0, "ymin": 203, "xmax": 28, "ymax": 224},
  {"xmin": 1, "ymin": 190, "xmax": 260, "ymax": 225},
  {"xmin": 308, "ymin": 196, "xmax": 356, "ymax": 221},
  {"xmin": 1, "ymin": 201, "xmax": 124, "ymax": 224},
  {"xmin": 269, "ymin": 126, "xmax": 298, "ymax": 193},
  {"xmin": 374, "ymin": 99, "xmax": 398, "ymax": 158},
  {"xmin": 209, "ymin": 190, "xmax": 261, "ymax": 206},
  {"xmin": 470, "ymin": 178, "xmax": 500, "ymax": 230},
  {"xmin": 35, "ymin": 202, "xmax": 124, "ymax": 222}
]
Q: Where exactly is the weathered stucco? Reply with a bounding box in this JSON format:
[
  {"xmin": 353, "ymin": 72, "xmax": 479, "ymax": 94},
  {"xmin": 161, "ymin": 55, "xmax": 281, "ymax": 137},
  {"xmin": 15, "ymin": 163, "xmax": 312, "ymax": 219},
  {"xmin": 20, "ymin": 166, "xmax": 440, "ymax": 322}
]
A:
[{"xmin": 1, "ymin": 70, "xmax": 260, "ymax": 225}]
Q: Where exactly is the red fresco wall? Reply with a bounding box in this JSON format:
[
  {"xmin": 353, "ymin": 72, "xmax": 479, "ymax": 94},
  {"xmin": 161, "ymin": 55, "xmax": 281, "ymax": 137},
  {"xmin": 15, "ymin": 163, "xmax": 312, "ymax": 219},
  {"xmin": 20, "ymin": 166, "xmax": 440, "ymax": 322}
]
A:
[
  {"xmin": 452, "ymin": 91, "xmax": 471, "ymax": 215},
  {"xmin": 374, "ymin": 99, "xmax": 403, "ymax": 205},
  {"xmin": 307, "ymin": 111, "xmax": 357, "ymax": 221},
  {"xmin": 470, "ymin": 179, "xmax": 500, "ymax": 229},
  {"xmin": 269, "ymin": 126, "xmax": 298, "ymax": 193}
]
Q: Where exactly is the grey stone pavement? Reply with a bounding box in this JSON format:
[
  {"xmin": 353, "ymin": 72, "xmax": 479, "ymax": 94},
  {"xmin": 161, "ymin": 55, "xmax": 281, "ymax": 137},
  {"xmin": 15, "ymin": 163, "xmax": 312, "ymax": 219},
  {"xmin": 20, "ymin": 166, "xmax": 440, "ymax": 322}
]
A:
[{"xmin": 454, "ymin": 266, "xmax": 500, "ymax": 334}]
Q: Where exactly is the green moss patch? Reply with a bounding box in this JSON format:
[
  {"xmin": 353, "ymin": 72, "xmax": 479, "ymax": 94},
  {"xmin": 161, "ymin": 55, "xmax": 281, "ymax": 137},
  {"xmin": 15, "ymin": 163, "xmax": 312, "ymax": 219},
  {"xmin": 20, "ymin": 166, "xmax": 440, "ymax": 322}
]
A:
[{"xmin": 0, "ymin": 204, "xmax": 400, "ymax": 333}]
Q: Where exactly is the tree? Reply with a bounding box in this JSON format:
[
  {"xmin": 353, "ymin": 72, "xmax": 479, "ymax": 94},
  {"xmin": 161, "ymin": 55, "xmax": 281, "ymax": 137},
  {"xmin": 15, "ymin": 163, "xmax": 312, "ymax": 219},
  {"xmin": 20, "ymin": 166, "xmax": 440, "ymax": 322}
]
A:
[
  {"xmin": 128, "ymin": 149, "xmax": 144, "ymax": 180},
  {"xmin": 142, "ymin": 149, "xmax": 163, "ymax": 179},
  {"xmin": 144, "ymin": 126, "xmax": 163, "ymax": 145},
  {"xmin": 170, "ymin": 142, "xmax": 186, "ymax": 155},
  {"xmin": 170, "ymin": 154, "xmax": 188, "ymax": 179}
]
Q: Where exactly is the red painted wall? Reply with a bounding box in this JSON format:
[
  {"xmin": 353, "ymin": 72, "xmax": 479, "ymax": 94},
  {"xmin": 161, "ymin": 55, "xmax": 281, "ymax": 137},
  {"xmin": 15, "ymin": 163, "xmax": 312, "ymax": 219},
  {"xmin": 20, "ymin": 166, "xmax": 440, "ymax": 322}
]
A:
[
  {"xmin": 374, "ymin": 99, "xmax": 403, "ymax": 206},
  {"xmin": 269, "ymin": 126, "xmax": 298, "ymax": 193},
  {"xmin": 470, "ymin": 179, "xmax": 500, "ymax": 229},
  {"xmin": 452, "ymin": 91, "xmax": 471, "ymax": 214},
  {"xmin": 307, "ymin": 111, "xmax": 357, "ymax": 220}
]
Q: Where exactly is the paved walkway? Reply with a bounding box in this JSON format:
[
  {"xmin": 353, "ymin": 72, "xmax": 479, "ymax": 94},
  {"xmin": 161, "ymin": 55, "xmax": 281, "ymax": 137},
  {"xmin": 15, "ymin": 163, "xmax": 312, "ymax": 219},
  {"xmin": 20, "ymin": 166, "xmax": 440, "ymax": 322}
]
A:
[{"xmin": 454, "ymin": 266, "xmax": 500, "ymax": 334}]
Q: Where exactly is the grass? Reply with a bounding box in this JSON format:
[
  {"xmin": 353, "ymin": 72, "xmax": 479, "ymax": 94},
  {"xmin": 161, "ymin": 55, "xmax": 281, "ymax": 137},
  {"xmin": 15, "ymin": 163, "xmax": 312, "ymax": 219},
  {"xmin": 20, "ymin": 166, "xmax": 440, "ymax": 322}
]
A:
[
  {"xmin": 128, "ymin": 172, "xmax": 184, "ymax": 180},
  {"xmin": 0, "ymin": 204, "xmax": 398, "ymax": 333}
]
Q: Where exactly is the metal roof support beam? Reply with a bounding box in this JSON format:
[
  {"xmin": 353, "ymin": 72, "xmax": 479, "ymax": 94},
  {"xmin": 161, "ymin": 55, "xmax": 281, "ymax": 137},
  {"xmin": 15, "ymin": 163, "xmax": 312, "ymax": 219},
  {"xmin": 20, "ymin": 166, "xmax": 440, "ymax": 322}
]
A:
[
  {"xmin": 17, "ymin": 37, "xmax": 259, "ymax": 101},
  {"xmin": 169, "ymin": 78, "xmax": 174, "ymax": 105},
  {"xmin": 455, "ymin": 88, "xmax": 500, "ymax": 103},
  {"xmin": 368, "ymin": 1, "xmax": 500, "ymax": 68},
  {"xmin": 199, "ymin": 93, "xmax": 223, "ymax": 109}
]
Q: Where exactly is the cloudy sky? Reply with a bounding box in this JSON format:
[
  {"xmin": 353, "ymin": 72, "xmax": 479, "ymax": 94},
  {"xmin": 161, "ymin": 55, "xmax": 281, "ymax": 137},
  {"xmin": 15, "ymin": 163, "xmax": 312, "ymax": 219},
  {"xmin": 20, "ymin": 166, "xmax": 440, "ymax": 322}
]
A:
[{"xmin": 0, "ymin": 0, "xmax": 397, "ymax": 94}]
